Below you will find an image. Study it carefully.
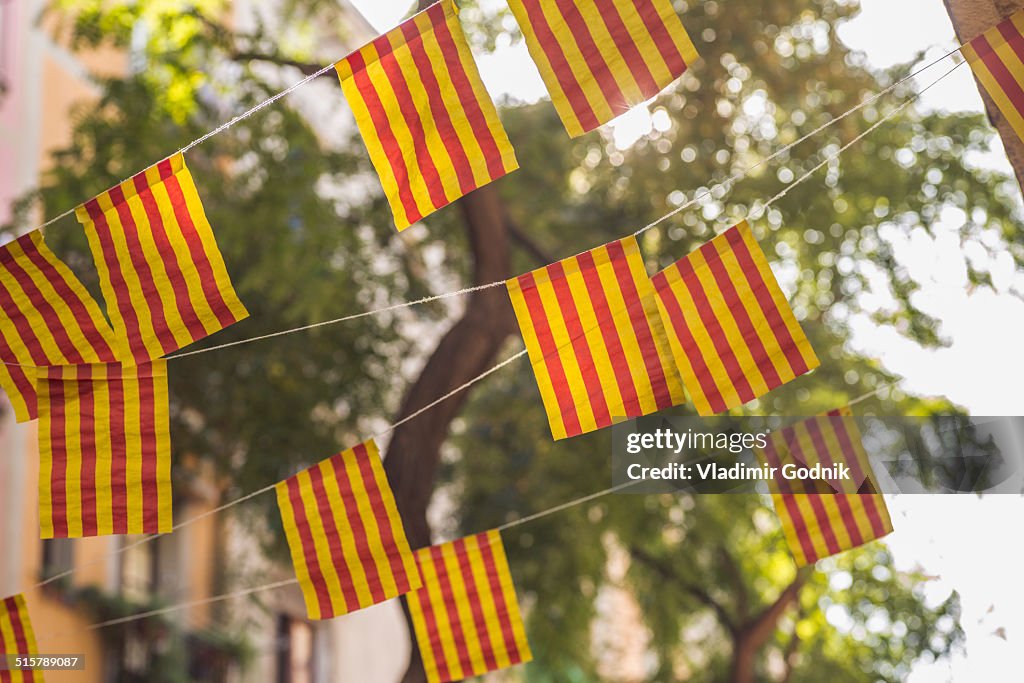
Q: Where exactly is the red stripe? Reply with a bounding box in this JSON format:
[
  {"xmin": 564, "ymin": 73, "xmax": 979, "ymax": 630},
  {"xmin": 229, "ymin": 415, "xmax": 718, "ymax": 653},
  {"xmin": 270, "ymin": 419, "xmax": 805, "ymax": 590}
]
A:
[
  {"xmin": 373, "ymin": 33, "xmax": 450, "ymax": 211},
  {"xmin": 17, "ymin": 238, "xmax": 116, "ymax": 361},
  {"xmin": 83, "ymin": 200, "xmax": 146, "ymax": 357},
  {"xmin": 287, "ymin": 477, "xmax": 335, "ymax": 619},
  {"xmin": 517, "ymin": 0, "xmax": 601, "ymax": 131},
  {"xmin": 134, "ymin": 173, "xmax": 207, "ymax": 341},
  {"xmin": 631, "ymin": 0, "xmax": 687, "ymax": 76},
  {"xmin": 676, "ymin": 256, "xmax": 757, "ymax": 406},
  {"xmin": 605, "ymin": 240, "xmax": 675, "ymax": 410},
  {"xmin": 108, "ymin": 366, "xmax": 129, "ymax": 535},
  {"xmin": 107, "ymin": 185, "xmax": 178, "ymax": 357},
  {"xmin": 77, "ymin": 366, "xmax": 98, "ymax": 537},
  {"xmin": 0, "ymin": 281, "xmax": 52, "ymax": 366},
  {"xmin": 430, "ymin": 10, "xmax": 510, "ymax": 179},
  {"xmin": 997, "ymin": 17, "xmax": 1024, "ymax": 66},
  {"xmin": 4, "ymin": 598, "xmax": 34, "ymax": 683},
  {"xmin": 702, "ymin": 241, "xmax": 784, "ymax": 390},
  {"xmin": 651, "ymin": 270, "xmax": 727, "ymax": 413},
  {"xmin": 351, "ymin": 444, "xmax": 413, "ymax": 593},
  {"xmin": 161, "ymin": 165, "xmax": 240, "ymax": 331},
  {"xmin": 47, "ymin": 374, "xmax": 69, "ymax": 538},
  {"xmin": 452, "ymin": 538, "xmax": 498, "ymax": 671},
  {"xmin": 412, "ymin": 553, "xmax": 453, "ymax": 682},
  {"xmin": 0, "ymin": 329, "xmax": 36, "ymax": 419},
  {"xmin": 975, "ymin": 34, "xmax": 1024, "ymax": 119},
  {"xmin": 331, "ymin": 452, "xmax": 387, "ymax": 603},
  {"xmin": 547, "ymin": 262, "xmax": 612, "ymax": 428},
  {"xmin": 137, "ymin": 369, "xmax": 159, "ymax": 533},
  {"xmin": 829, "ymin": 417, "xmax": 890, "ymax": 539},
  {"xmin": 796, "ymin": 422, "xmax": 865, "ymax": 548},
  {"xmin": 2, "ymin": 241, "xmax": 85, "ymax": 363},
  {"xmin": 307, "ymin": 464, "xmax": 358, "ymax": 613},
  {"xmin": 516, "ymin": 272, "xmax": 583, "ymax": 437},
  {"xmin": 725, "ymin": 227, "xmax": 811, "ymax": 377},
  {"xmin": 429, "ymin": 545, "xmax": 477, "ymax": 675},
  {"xmin": 576, "ymin": 250, "xmax": 643, "ymax": 417},
  {"xmin": 347, "ymin": 50, "xmax": 424, "ymax": 225},
  {"xmin": 804, "ymin": 494, "xmax": 843, "ymax": 557},
  {"xmin": 761, "ymin": 440, "xmax": 820, "ymax": 564},
  {"xmin": 477, "ymin": 534, "xmax": 523, "ymax": 664},
  {"xmin": 552, "ymin": 0, "xmax": 628, "ymax": 114},
  {"xmin": 399, "ymin": 19, "xmax": 476, "ymax": 195},
  {"xmin": 599, "ymin": 2, "xmax": 660, "ymax": 98}
]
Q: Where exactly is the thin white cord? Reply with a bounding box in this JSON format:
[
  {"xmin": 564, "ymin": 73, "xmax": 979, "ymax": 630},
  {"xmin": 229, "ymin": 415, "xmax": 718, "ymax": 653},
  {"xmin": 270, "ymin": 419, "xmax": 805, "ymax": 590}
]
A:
[
  {"xmin": 32, "ymin": 347, "xmax": 529, "ymax": 591},
  {"xmin": 497, "ymin": 480, "xmax": 642, "ymax": 531}
]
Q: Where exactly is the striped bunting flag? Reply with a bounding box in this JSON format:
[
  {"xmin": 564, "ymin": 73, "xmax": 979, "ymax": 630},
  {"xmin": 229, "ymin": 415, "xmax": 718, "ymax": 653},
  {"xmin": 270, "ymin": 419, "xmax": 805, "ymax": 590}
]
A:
[
  {"xmin": 405, "ymin": 530, "xmax": 532, "ymax": 683},
  {"xmin": 755, "ymin": 408, "xmax": 893, "ymax": 566},
  {"xmin": 76, "ymin": 153, "xmax": 248, "ymax": 362},
  {"xmin": 0, "ymin": 231, "xmax": 118, "ymax": 423},
  {"xmin": 506, "ymin": 0, "xmax": 699, "ymax": 137},
  {"xmin": 0, "ymin": 594, "xmax": 43, "ymax": 683},
  {"xmin": 276, "ymin": 440, "xmax": 421, "ymax": 620},
  {"xmin": 962, "ymin": 10, "xmax": 1024, "ymax": 143},
  {"xmin": 507, "ymin": 235, "xmax": 686, "ymax": 440},
  {"xmin": 335, "ymin": 0, "xmax": 518, "ymax": 231},
  {"xmin": 37, "ymin": 361, "xmax": 171, "ymax": 538},
  {"xmin": 651, "ymin": 221, "xmax": 819, "ymax": 416}
]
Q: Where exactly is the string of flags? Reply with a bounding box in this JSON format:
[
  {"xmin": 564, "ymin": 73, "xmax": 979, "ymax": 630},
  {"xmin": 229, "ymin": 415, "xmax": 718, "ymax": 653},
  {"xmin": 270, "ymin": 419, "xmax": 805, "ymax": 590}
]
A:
[{"xmin": 3, "ymin": 0, "xmax": 1021, "ymax": 677}]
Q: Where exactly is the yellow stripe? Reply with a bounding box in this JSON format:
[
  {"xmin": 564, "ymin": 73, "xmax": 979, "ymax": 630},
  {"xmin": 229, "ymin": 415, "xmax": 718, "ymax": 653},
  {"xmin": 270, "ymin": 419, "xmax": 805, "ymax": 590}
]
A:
[
  {"xmin": 0, "ymin": 363, "xmax": 31, "ymax": 423},
  {"xmin": 0, "ymin": 243, "xmax": 67, "ymax": 363},
  {"xmin": 297, "ymin": 470, "xmax": 348, "ymax": 617},
  {"xmin": 977, "ymin": 32, "xmax": 1024, "ymax": 141},
  {"xmin": 151, "ymin": 364, "xmax": 173, "ymax": 531},
  {"xmin": 816, "ymin": 494, "xmax": 854, "ymax": 552},
  {"xmin": 464, "ymin": 534, "xmax": 512, "ymax": 669},
  {"xmin": 319, "ymin": 457, "xmax": 370, "ymax": 612},
  {"xmin": 507, "ymin": 278, "xmax": 567, "ymax": 440},
  {"xmin": 93, "ymin": 366, "xmax": 114, "ymax": 536},
  {"xmin": 440, "ymin": 543, "xmax": 487, "ymax": 675},
  {"xmin": 63, "ymin": 372, "xmax": 83, "ymax": 538},
  {"xmin": 0, "ymin": 599, "xmax": 17, "ymax": 654},
  {"xmin": 406, "ymin": 585, "xmax": 443, "ymax": 683},
  {"xmin": 276, "ymin": 482, "xmax": 321, "ymax": 620},
  {"xmin": 737, "ymin": 223, "xmax": 820, "ymax": 373},
  {"xmin": 616, "ymin": 241, "xmax": 664, "ymax": 410},
  {"xmin": 790, "ymin": 494, "xmax": 830, "ymax": 563},
  {"xmin": 655, "ymin": 0, "xmax": 700, "ymax": 68},
  {"xmin": 487, "ymin": 530, "xmax": 532, "ymax": 662},
  {"xmin": 417, "ymin": 548, "xmax": 465, "ymax": 680},
  {"xmin": 612, "ymin": 0, "xmax": 673, "ymax": 85},
  {"xmin": 173, "ymin": 159, "xmax": 249, "ymax": 324},
  {"xmin": 342, "ymin": 447, "xmax": 400, "ymax": 599},
  {"xmin": 576, "ymin": 0, "xmax": 646, "ymax": 109},
  {"xmin": 361, "ymin": 441, "xmax": 421, "ymax": 590},
  {"xmin": 36, "ymin": 370, "xmax": 54, "ymax": 539},
  {"xmin": 15, "ymin": 596, "xmax": 40, "ymax": 655},
  {"xmin": 123, "ymin": 369, "xmax": 145, "ymax": 534},
  {"xmin": 534, "ymin": 272, "xmax": 598, "ymax": 433},
  {"xmin": 772, "ymin": 494, "xmax": 810, "ymax": 566},
  {"xmin": 653, "ymin": 292, "xmax": 701, "ymax": 410}
]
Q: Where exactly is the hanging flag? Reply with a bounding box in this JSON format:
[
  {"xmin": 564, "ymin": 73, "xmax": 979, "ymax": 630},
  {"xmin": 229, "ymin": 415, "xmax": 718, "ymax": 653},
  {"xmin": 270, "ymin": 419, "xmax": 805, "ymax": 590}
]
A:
[
  {"xmin": 962, "ymin": 9, "xmax": 1024, "ymax": 143},
  {"xmin": 507, "ymin": 235, "xmax": 685, "ymax": 440},
  {"xmin": 0, "ymin": 231, "xmax": 118, "ymax": 423},
  {"xmin": 505, "ymin": 0, "xmax": 699, "ymax": 137},
  {"xmin": 36, "ymin": 361, "xmax": 171, "ymax": 538},
  {"xmin": 276, "ymin": 440, "xmax": 421, "ymax": 620},
  {"xmin": 75, "ymin": 153, "xmax": 248, "ymax": 362},
  {"xmin": 405, "ymin": 530, "xmax": 532, "ymax": 683},
  {"xmin": 335, "ymin": 0, "xmax": 518, "ymax": 231},
  {"xmin": 0, "ymin": 594, "xmax": 44, "ymax": 683},
  {"xmin": 755, "ymin": 407, "xmax": 893, "ymax": 566},
  {"xmin": 651, "ymin": 221, "xmax": 819, "ymax": 416}
]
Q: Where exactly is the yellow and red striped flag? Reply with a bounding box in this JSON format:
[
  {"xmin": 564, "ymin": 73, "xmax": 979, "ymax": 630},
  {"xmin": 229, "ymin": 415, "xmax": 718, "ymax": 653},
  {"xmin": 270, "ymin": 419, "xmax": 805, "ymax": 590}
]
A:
[
  {"xmin": 36, "ymin": 361, "xmax": 171, "ymax": 538},
  {"xmin": 506, "ymin": 0, "xmax": 699, "ymax": 137},
  {"xmin": 962, "ymin": 10, "xmax": 1024, "ymax": 142},
  {"xmin": 507, "ymin": 235, "xmax": 685, "ymax": 440},
  {"xmin": 335, "ymin": 0, "xmax": 518, "ymax": 231},
  {"xmin": 76, "ymin": 153, "xmax": 248, "ymax": 362},
  {"xmin": 405, "ymin": 530, "xmax": 532, "ymax": 683},
  {"xmin": 276, "ymin": 440, "xmax": 421, "ymax": 620},
  {"xmin": 0, "ymin": 594, "xmax": 43, "ymax": 683},
  {"xmin": 755, "ymin": 408, "xmax": 893, "ymax": 566},
  {"xmin": 0, "ymin": 231, "xmax": 119, "ymax": 423},
  {"xmin": 651, "ymin": 221, "xmax": 819, "ymax": 416}
]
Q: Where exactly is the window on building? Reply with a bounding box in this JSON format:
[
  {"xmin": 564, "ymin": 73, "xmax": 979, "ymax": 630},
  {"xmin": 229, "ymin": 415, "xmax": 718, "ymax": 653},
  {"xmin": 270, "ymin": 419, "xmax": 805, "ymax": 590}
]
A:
[
  {"xmin": 40, "ymin": 538, "xmax": 74, "ymax": 582},
  {"xmin": 276, "ymin": 615, "xmax": 315, "ymax": 683}
]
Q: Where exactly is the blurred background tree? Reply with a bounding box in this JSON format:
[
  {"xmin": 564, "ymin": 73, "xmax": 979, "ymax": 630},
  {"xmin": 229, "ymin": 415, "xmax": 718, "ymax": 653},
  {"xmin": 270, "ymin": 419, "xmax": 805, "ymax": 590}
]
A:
[{"xmin": 5, "ymin": 0, "xmax": 1016, "ymax": 679}]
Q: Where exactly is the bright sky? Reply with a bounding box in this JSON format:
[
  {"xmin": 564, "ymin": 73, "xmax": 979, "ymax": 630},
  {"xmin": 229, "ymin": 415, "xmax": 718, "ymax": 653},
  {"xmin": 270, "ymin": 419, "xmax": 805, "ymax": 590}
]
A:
[{"xmin": 347, "ymin": 1, "xmax": 1024, "ymax": 680}]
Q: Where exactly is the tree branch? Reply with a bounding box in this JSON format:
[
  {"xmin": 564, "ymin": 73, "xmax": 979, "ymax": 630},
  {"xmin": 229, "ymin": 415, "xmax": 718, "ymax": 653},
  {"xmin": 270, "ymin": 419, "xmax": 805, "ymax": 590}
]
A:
[{"xmin": 229, "ymin": 51, "xmax": 326, "ymax": 77}]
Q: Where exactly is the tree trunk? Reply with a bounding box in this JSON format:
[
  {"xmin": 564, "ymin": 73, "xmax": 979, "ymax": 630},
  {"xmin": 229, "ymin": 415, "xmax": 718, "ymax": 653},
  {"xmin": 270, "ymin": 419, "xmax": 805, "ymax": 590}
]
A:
[
  {"xmin": 385, "ymin": 185, "xmax": 517, "ymax": 683},
  {"xmin": 728, "ymin": 567, "xmax": 811, "ymax": 683},
  {"xmin": 943, "ymin": 0, "xmax": 1024, "ymax": 193}
]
